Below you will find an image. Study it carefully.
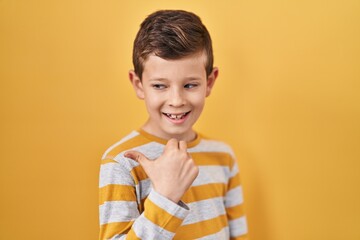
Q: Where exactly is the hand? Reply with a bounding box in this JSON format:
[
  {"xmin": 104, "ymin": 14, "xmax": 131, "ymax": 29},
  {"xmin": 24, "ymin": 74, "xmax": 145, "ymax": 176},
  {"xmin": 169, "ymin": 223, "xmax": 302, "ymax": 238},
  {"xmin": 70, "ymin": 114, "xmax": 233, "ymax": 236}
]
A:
[{"xmin": 124, "ymin": 139, "xmax": 199, "ymax": 203}]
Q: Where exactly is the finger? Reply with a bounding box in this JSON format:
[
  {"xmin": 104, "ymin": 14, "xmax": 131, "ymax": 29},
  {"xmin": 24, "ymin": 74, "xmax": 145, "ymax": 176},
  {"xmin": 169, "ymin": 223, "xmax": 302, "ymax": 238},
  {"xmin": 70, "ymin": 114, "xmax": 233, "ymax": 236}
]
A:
[
  {"xmin": 165, "ymin": 138, "xmax": 179, "ymax": 150},
  {"xmin": 124, "ymin": 151, "xmax": 149, "ymax": 164},
  {"xmin": 179, "ymin": 140, "xmax": 187, "ymax": 151}
]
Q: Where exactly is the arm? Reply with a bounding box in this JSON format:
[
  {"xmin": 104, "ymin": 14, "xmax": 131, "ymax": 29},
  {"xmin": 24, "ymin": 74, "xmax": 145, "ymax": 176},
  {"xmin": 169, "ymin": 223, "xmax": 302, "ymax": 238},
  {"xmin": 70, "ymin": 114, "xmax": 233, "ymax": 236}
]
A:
[
  {"xmin": 99, "ymin": 159, "xmax": 190, "ymax": 240},
  {"xmin": 225, "ymin": 160, "xmax": 249, "ymax": 240},
  {"xmin": 99, "ymin": 139, "xmax": 198, "ymax": 239}
]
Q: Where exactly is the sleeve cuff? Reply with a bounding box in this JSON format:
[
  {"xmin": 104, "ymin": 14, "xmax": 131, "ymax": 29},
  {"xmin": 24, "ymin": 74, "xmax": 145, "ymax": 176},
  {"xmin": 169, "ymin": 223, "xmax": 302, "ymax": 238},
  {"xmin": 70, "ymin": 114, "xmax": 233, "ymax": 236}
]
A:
[{"xmin": 147, "ymin": 189, "xmax": 190, "ymax": 219}]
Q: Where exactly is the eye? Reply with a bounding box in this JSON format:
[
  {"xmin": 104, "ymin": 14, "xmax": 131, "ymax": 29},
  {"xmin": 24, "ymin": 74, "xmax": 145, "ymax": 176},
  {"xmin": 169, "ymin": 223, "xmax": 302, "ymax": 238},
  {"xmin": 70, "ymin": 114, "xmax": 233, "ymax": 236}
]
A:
[
  {"xmin": 152, "ymin": 84, "xmax": 166, "ymax": 90},
  {"xmin": 184, "ymin": 83, "xmax": 199, "ymax": 89}
]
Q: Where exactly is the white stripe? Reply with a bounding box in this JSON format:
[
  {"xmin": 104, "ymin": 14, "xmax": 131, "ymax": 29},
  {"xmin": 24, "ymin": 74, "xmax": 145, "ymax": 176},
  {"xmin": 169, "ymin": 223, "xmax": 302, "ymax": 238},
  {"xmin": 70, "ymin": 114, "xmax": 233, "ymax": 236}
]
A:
[
  {"xmin": 134, "ymin": 215, "xmax": 175, "ymax": 239},
  {"xmin": 188, "ymin": 139, "xmax": 235, "ymax": 158},
  {"xmin": 102, "ymin": 131, "xmax": 139, "ymax": 159},
  {"xmin": 192, "ymin": 166, "xmax": 230, "ymax": 186},
  {"xmin": 229, "ymin": 216, "xmax": 248, "ymax": 236},
  {"xmin": 111, "ymin": 142, "xmax": 164, "ymax": 164},
  {"xmin": 230, "ymin": 161, "xmax": 239, "ymax": 177},
  {"xmin": 99, "ymin": 201, "xmax": 139, "ymax": 225},
  {"xmin": 183, "ymin": 197, "xmax": 226, "ymax": 225},
  {"xmin": 196, "ymin": 226, "xmax": 230, "ymax": 240},
  {"xmin": 225, "ymin": 186, "xmax": 244, "ymax": 208},
  {"xmin": 126, "ymin": 141, "xmax": 164, "ymax": 160},
  {"xmin": 99, "ymin": 162, "xmax": 134, "ymax": 188},
  {"xmin": 138, "ymin": 179, "xmax": 152, "ymax": 200}
]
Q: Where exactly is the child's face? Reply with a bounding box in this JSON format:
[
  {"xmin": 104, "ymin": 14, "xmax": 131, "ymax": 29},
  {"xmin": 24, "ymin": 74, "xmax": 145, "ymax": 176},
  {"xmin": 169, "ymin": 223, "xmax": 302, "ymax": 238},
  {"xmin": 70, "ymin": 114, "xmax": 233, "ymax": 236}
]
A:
[{"xmin": 129, "ymin": 52, "xmax": 218, "ymax": 141}]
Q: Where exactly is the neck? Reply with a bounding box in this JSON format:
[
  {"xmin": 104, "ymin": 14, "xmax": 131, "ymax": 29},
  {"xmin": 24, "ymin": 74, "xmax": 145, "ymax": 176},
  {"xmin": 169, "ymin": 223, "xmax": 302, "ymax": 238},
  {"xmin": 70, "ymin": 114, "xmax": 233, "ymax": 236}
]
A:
[{"xmin": 141, "ymin": 122, "xmax": 197, "ymax": 142}]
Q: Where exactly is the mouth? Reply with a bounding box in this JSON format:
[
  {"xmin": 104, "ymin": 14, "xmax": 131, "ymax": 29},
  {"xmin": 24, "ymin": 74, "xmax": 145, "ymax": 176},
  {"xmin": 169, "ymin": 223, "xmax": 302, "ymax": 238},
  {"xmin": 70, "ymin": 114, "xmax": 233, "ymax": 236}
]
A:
[{"xmin": 162, "ymin": 111, "xmax": 191, "ymax": 120}]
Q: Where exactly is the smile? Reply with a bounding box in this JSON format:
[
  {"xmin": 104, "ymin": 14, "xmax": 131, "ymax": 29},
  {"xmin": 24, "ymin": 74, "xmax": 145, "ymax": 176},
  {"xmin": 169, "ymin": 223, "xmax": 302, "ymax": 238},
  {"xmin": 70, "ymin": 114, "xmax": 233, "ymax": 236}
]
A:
[{"xmin": 162, "ymin": 111, "xmax": 191, "ymax": 120}]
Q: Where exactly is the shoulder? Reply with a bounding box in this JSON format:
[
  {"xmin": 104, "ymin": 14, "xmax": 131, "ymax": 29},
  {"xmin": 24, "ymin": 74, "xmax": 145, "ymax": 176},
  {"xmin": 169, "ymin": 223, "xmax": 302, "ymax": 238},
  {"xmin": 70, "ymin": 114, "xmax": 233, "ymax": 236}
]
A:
[
  {"xmin": 100, "ymin": 130, "xmax": 165, "ymax": 165},
  {"xmin": 101, "ymin": 131, "xmax": 140, "ymax": 160}
]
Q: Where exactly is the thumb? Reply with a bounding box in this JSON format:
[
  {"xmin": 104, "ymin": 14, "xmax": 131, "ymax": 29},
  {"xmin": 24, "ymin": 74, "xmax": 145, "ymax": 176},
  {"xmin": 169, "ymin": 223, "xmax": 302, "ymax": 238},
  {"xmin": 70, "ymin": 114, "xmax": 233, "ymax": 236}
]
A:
[{"xmin": 124, "ymin": 151, "xmax": 150, "ymax": 165}]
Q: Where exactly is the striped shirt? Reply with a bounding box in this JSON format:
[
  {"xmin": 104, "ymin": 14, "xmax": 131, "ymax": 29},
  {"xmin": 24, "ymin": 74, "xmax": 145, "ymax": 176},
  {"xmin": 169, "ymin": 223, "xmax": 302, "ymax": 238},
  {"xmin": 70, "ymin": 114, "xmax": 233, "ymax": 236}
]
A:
[{"xmin": 99, "ymin": 129, "xmax": 248, "ymax": 239}]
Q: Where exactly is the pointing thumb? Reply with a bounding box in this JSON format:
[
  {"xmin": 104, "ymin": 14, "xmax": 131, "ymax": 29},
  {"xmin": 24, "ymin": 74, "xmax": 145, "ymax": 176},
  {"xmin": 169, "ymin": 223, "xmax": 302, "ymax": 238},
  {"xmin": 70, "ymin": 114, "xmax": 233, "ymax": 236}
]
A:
[{"xmin": 124, "ymin": 151, "xmax": 149, "ymax": 165}]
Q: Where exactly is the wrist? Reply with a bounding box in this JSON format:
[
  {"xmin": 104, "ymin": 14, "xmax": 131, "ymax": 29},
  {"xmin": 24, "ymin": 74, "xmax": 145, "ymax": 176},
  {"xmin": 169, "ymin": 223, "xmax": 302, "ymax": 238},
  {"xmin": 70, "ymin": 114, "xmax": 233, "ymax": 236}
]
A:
[{"xmin": 155, "ymin": 188, "xmax": 182, "ymax": 203}]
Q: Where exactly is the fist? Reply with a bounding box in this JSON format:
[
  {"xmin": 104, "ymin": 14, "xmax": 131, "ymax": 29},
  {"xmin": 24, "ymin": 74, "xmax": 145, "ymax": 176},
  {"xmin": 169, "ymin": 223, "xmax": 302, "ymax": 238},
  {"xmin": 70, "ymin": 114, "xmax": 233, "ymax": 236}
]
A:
[{"xmin": 125, "ymin": 139, "xmax": 199, "ymax": 203}]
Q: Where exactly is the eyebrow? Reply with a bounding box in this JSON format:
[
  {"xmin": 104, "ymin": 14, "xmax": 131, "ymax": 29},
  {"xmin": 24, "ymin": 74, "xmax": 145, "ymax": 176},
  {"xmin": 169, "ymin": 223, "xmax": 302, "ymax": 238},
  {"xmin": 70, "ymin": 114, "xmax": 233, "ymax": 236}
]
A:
[
  {"xmin": 148, "ymin": 78, "xmax": 168, "ymax": 82},
  {"xmin": 148, "ymin": 76, "xmax": 202, "ymax": 82}
]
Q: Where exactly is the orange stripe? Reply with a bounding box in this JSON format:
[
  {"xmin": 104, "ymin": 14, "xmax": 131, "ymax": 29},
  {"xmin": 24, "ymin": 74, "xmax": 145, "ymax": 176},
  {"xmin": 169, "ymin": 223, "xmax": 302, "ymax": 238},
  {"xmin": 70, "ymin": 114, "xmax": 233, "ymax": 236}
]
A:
[
  {"xmin": 101, "ymin": 158, "xmax": 118, "ymax": 165},
  {"xmin": 174, "ymin": 214, "xmax": 228, "ymax": 239},
  {"xmin": 126, "ymin": 228, "xmax": 141, "ymax": 240},
  {"xmin": 144, "ymin": 198, "xmax": 183, "ymax": 233},
  {"xmin": 99, "ymin": 184, "xmax": 136, "ymax": 205},
  {"xmin": 130, "ymin": 165, "xmax": 148, "ymax": 184},
  {"xmin": 129, "ymin": 153, "xmax": 234, "ymax": 184},
  {"xmin": 106, "ymin": 134, "xmax": 151, "ymax": 159},
  {"xmin": 231, "ymin": 235, "xmax": 249, "ymax": 240},
  {"xmin": 191, "ymin": 152, "xmax": 233, "ymax": 168},
  {"xmin": 99, "ymin": 221, "xmax": 134, "ymax": 240},
  {"xmin": 137, "ymin": 197, "xmax": 146, "ymax": 213},
  {"xmin": 226, "ymin": 204, "xmax": 245, "ymax": 220},
  {"xmin": 228, "ymin": 172, "xmax": 241, "ymax": 190},
  {"xmin": 182, "ymin": 183, "xmax": 227, "ymax": 203}
]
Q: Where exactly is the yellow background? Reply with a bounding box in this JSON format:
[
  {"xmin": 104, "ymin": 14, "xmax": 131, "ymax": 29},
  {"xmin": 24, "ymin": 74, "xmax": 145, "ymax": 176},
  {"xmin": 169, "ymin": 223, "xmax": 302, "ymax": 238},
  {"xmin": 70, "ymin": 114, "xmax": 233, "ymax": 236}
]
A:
[{"xmin": 1, "ymin": 0, "xmax": 359, "ymax": 239}]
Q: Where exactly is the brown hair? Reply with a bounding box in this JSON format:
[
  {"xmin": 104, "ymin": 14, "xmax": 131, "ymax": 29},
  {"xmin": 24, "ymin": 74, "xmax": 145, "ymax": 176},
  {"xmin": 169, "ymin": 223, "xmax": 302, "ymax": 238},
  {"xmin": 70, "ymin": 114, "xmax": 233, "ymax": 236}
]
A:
[{"xmin": 132, "ymin": 10, "xmax": 214, "ymax": 80}]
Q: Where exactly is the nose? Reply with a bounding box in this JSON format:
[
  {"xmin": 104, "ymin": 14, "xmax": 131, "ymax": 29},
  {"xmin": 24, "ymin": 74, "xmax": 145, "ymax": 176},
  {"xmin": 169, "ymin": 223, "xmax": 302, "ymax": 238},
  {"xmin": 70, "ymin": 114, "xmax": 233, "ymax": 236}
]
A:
[{"xmin": 168, "ymin": 88, "xmax": 186, "ymax": 107}]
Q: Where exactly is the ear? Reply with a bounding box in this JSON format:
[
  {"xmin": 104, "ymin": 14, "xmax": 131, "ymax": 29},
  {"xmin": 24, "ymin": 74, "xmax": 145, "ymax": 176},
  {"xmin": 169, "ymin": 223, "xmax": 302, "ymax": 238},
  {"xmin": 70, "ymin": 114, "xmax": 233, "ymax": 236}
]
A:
[
  {"xmin": 129, "ymin": 70, "xmax": 145, "ymax": 99},
  {"xmin": 206, "ymin": 67, "xmax": 219, "ymax": 97}
]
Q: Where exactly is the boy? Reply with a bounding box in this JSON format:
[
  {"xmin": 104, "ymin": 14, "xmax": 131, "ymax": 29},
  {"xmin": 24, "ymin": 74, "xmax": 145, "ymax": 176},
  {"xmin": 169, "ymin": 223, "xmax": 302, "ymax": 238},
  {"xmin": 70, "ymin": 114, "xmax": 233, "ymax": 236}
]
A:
[{"xmin": 99, "ymin": 10, "xmax": 248, "ymax": 239}]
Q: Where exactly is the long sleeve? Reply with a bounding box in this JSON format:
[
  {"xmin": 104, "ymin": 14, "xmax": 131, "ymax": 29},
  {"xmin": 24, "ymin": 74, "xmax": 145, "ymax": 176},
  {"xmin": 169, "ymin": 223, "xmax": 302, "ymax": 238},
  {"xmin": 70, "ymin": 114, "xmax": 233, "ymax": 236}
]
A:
[
  {"xmin": 99, "ymin": 158, "xmax": 190, "ymax": 240},
  {"xmin": 225, "ymin": 159, "xmax": 249, "ymax": 240}
]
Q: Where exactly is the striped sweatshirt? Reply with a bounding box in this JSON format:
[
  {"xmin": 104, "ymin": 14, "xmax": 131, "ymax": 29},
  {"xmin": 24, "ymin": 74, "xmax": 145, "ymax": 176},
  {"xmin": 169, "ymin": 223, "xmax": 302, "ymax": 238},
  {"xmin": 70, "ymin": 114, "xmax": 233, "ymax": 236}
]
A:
[{"xmin": 99, "ymin": 129, "xmax": 248, "ymax": 239}]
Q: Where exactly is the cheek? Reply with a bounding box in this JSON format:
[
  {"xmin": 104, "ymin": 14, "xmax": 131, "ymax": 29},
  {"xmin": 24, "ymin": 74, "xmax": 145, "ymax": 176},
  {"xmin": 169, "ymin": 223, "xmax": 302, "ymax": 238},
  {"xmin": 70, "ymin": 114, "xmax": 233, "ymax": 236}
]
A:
[
  {"xmin": 144, "ymin": 94, "xmax": 163, "ymax": 108},
  {"xmin": 189, "ymin": 94, "xmax": 206, "ymax": 107}
]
